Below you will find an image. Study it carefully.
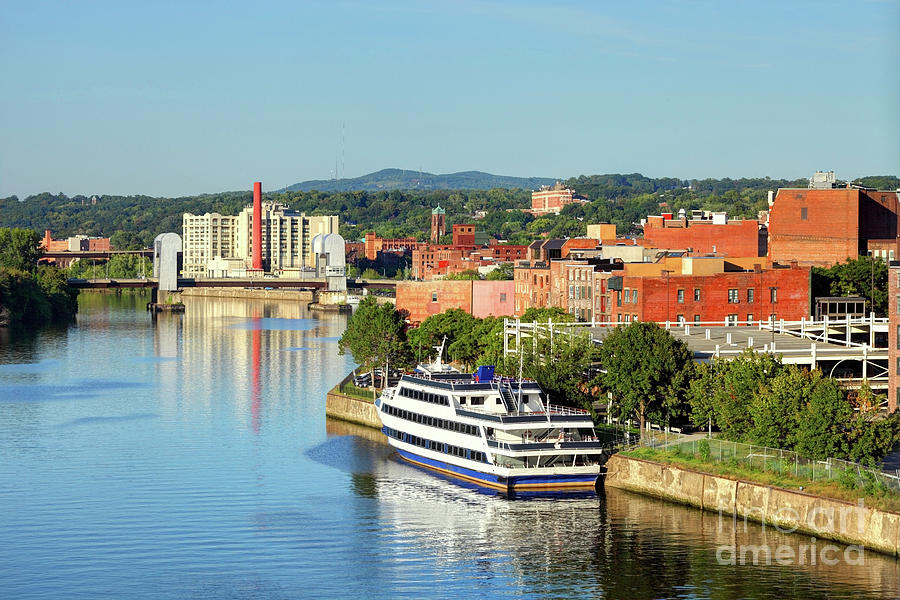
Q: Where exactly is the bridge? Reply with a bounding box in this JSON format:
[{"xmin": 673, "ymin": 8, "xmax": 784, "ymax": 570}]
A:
[
  {"xmin": 44, "ymin": 250, "xmax": 154, "ymax": 260},
  {"xmin": 68, "ymin": 277, "xmax": 398, "ymax": 291}
]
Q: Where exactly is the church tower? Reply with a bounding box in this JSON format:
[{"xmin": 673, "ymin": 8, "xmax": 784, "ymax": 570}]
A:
[{"xmin": 430, "ymin": 205, "xmax": 446, "ymax": 243}]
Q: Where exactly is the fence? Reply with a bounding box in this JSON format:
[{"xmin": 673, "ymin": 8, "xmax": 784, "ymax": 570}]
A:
[{"xmin": 631, "ymin": 432, "xmax": 900, "ymax": 494}]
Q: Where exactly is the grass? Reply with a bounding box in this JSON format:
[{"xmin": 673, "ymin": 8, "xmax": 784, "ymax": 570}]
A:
[
  {"xmin": 621, "ymin": 446, "xmax": 900, "ymax": 513},
  {"xmin": 335, "ymin": 382, "xmax": 377, "ymax": 403}
]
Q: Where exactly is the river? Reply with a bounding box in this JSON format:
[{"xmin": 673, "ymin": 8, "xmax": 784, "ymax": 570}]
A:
[{"xmin": 0, "ymin": 292, "xmax": 896, "ymax": 599}]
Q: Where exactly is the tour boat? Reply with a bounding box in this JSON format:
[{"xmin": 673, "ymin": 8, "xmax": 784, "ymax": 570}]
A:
[{"xmin": 375, "ymin": 344, "xmax": 608, "ymax": 493}]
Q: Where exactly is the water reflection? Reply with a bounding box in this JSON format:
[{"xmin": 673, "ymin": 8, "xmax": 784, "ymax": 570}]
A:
[{"xmin": 332, "ymin": 431, "xmax": 898, "ymax": 599}]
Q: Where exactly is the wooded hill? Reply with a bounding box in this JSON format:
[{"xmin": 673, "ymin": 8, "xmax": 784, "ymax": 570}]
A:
[{"xmin": 2, "ymin": 173, "xmax": 896, "ymax": 250}]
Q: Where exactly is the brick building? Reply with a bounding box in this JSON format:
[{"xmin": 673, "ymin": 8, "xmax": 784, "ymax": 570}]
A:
[
  {"xmin": 515, "ymin": 258, "xmax": 623, "ymax": 321},
  {"xmin": 890, "ymin": 263, "xmax": 899, "ymax": 411},
  {"xmin": 430, "ymin": 206, "xmax": 446, "ymax": 243},
  {"xmin": 530, "ymin": 183, "xmax": 588, "ymax": 215},
  {"xmin": 641, "ymin": 213, "xmax": 765, "ymax": 257},
  {"xmin": 411, "ymin": 243, "xmax": 528, "ymax": 280},
  {"xmin": 363, "ymin": 232, "xmax": 422, "ymax": 261},
  {"xmin": 768, "ymin": 186, "xmax": 900, "ymax": 267},
  {"xmin": 608, "ymin": 259, "xmax": 810, "ymax": 325},
  {"xmin": 396, "ymin": 280, "xmax": 516, "ymax": 324}
]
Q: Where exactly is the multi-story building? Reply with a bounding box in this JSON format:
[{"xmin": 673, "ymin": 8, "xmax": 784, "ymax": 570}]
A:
[
  {"xmin": 607, "ymin": 258, "xmax": 810, "ymax": 325},
  {"xmin": 530, "ymin": 183, "xmax": 588, "ymax": 215},
  {"xmin": 182, "ymin": 203, "xmax": 338, "ymax": 277},
  {"xmin": 411, "ymin": 243, "xmax": 528, "ymax": 280},
  {"xmin": 395, "ymin": 280, "xmax": 516, "ymax": 324},
  {"xmin": 362, "ymin": 232, "xmax": 422, "ymax": 261},
  {"xmin": 889, "ymin": 263, "xmax": 900, "ymax": 411},
  {"xmin": 514, "ymin": 262, "xmax": 551, "ymax": 315},
  {"xmin": 640, "ymin": 212, "xmax": 765, "ymax": 257},
  {"xmin": 768, "ymin": 174, "xmax": 900, "ymax": 267},
  {"xmin": 182, "ymin": 212, "xmax": 240, "ymax": 276}
]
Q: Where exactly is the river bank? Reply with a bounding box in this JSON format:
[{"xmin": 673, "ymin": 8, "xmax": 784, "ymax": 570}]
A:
[{"xmin": 605, "ymin": 454, "xmax": 900, "ymax": 556}]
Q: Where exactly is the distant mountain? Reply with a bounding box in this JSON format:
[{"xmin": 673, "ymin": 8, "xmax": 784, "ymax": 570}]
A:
[{"xmin": 280, "ymin": 169, "xmax": 558, "ymax": 192}]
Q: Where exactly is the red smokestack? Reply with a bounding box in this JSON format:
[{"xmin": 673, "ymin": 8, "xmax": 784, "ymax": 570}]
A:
[{"xmin": 252, "ymin": 182, "xmax": 262, "ymax": 270}]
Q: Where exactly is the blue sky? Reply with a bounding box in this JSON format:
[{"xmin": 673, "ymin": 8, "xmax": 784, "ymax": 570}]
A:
[{"xmin": 1, "ymin": 0, "xmax": 897, "ymax": 198}]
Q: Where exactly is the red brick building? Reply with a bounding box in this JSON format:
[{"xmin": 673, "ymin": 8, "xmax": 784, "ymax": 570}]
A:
[
  {"xmin": 641, "ymin": 214, "xmax": 764, "ymax": 257},
  {"xmin": 430, "ymin": 206, "xmax": 446, "ymax": 243},
  {"xmin": 608, "ymin": 261, "xmax": 810, "ymax": 325},
  {"xmin": 889, "ymin": 264, "xmax": 899, "ymax": 411},
  {"xmin": 411, "ymin": 243, "xmax": 528, "ymax": 280},
  {"xmin": 396, "ymin": 280, "xmax": 516, "ymax": 324},
  {"xmin": 768, "ymin": 187, "xmax": 900, "ymax": 267},
  {"xmin": 530, "ymin": 183, "xmax": 588, "ymax": 215},
  {"xmin": 363, "ymin": 232, "xmax": 422, "ymax": 261}
]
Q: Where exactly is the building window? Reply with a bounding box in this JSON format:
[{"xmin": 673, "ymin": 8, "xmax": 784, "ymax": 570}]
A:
[
  {"xmin": 770, "ymin": 288, "xmax": 778, "ymax": 303},
  {"xmin": 726, "ymin": 314, "xmax": 738, "ymax": 326},
  {"xmin": 747, "ymin": 288, "xmax": 755, "ymax": 303},
  {"xmin": 694, "ymin": 288, "xmax": 701, "ymax": 301},
  {"xmin": 727, "ymin": 289, "xmax": 739, "ymax": 303},
  {"xmin": 801, "ymin": 207, "xmax": 808, "ymax": 220},
  {"xmin": 631, "ymin": 289, "xmax": 638, "ymax": 303},
  {"xmin": 499, "ymin": 293, "xmax": 507, "ymax": 302},
  {"xmin": 747, "ymin": 314, "xmax": 754, "ymax": 325},
  {"xmin": 677, "ymin": 289, "xmax": 684, "ymax": 303},
  {"xmin": 694, "ymin": 314, "xmax": 701, "ymax": 324},
  {"xmin": 677, "ymin": 314, "xmax": 685, "ymax": 324},
  {"xmin": 432, "ymin": 292, "xmax": 438, "ymax": 302},
  {"xmin": 617, "ymin": 291, "xmax": 622, "ymax": 307}
]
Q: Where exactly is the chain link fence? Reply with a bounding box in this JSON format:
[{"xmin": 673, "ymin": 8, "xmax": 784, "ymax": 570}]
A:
[{"xmin": 628, "ymin": 432, "xmax": 900, "ymax": 495}]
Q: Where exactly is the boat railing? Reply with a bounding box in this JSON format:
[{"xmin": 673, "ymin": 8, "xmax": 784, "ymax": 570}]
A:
[{"xmin": 545, "ymin": 404, "xmax": 591, "ymax": 416}]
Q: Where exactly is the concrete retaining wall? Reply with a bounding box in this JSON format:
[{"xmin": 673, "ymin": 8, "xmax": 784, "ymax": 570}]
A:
[
  {"xmin": 325, "ymin": 389, "xmax": 382, "ymax": 429},
  {"xmin": 605, "ymin": 454, "xmax": 900, "ymax": 556},
  {"xmin": 180, "ymin": 288, "xmax": 315, "ymax": 301}
]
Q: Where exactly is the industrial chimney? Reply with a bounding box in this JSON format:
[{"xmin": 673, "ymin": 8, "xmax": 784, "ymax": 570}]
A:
[{"xmin": 252, "ymin": 182, "xmax": 262, "ymax": 271}]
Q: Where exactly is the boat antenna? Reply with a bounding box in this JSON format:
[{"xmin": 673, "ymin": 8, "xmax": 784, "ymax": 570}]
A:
[{"xmin": 433, "ymin": 335, "xmax": 447, "ymax": 370}]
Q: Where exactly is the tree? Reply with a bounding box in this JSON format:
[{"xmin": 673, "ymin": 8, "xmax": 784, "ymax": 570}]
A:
[
  {"xmin": 689, "ymin": 350, "xmax": 782, "ymax": 440},
  {"xmin": 812, "ymin": 256, "xmax": 887, "ymax": 315},
  {"xmin": 444, "ymin": 269, "xmax": 481, "ymax": 280},
  {"xmin": 407, "ymin": 309, "xmax": 477, "ymax": 365},
  {"xmin": 597, "ymin": 321, "xmax": 695, "ymax": 433},
  {"xmin": 485, "ymin": 263, "xmax": 514, "ymax": 280},
  {"xmin": 338, "ymin": 296, "xmax": 410, "ymax": 386},
  {"xmin": 0, "ymin": 228, "xmax": 43, "ymax": 272},
  {"xmin": 746, "ymin": 365, "xmax": 811, "ymax": 448},
  {"xmin": 792, "ymin": 375, "xmax": 852, "ymax": 460}
]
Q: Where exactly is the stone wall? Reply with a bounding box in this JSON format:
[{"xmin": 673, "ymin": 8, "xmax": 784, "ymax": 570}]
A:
[
  {"xmin": 325, "ymin": 389, "xmax": 382, "ymax": 429},
  {"xmin": 605, "ymin": 454, "xmax": 900, "ymax": 556}
]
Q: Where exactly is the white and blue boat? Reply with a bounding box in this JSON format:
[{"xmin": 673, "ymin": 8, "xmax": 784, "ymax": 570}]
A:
[{"xmin": 375, "ymin": 353, "xmax": 607, "ymax": 493}]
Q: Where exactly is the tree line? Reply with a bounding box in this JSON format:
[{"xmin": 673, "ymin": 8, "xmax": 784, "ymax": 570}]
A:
[
  {"xmin": 0, "ymin": 228, "xmax": 78, "ymax": 328},
  {"xmin": 7, "ymin": 173, "xmax": 893, "ymax": 249},
  {"xmin": 340, "ymin": 302, "xmax": 898, "ymax": 465}
]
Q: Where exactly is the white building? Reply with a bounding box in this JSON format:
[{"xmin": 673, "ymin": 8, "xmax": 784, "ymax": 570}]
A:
[{"xmin": 182, "ymin": 203, "xmax": 339, "ymax": 277}]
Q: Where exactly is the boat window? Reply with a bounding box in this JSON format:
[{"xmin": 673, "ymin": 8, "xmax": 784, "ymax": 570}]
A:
[{"xmin": 459, "ymin": 396, "xmax": 466, "ymax": 404}]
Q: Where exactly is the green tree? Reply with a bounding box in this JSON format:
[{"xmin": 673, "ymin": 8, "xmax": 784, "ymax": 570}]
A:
[
  {"xmin": 485, "ymin": 263, "xmax": 514, "ymax": 280},
  {"xmin": 35, "ymin": 265, "xmax": 78, "ymax": 321},
  {"xmin": 792, "ymin": 374, "xmax": 852, "ymax": 460},
  {"xmin": 408, "ymin": 309, "xmax": 478, "ymax": 365},
  {"xmin": 597, "ymin": 321, "xmax": 695, "ymax": 433},
  {"xmin": 444, "ymin": 269, "xmax": 481, "ymax": 280},
  {"xmin": 0, "ymin": 228, "xmax": 43, "ymax": 272},
  {"xmin": 746, "ymin": 365, "xmax": 810, "ymax": 448},
  {"xmin": 689, "ymin": 350, "xmax": 782, "ymax": 440},
  {"xmin": 338, "ymin": 296, "xmax": 410, "ymax": 387},
  {"xmin": 812, "ymin": 256, "xmax": 887, "ymax": 315}
]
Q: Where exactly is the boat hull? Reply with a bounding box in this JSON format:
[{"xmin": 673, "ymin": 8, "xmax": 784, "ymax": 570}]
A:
[{"xmin": 395, "ymin": 448, "xmax": 599, "ymax": 492}]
